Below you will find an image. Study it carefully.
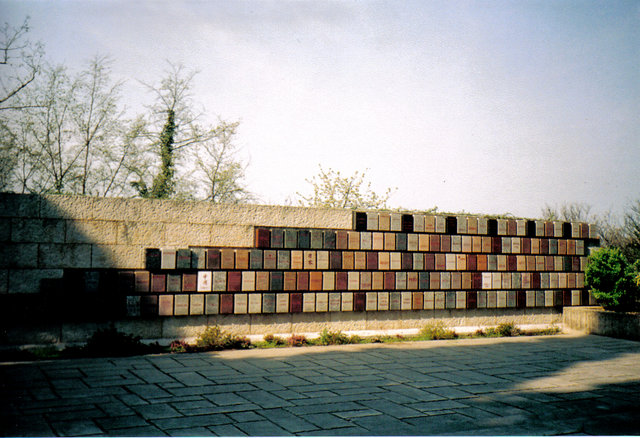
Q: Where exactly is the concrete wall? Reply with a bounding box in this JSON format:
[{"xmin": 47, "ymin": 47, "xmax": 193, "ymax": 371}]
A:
[
  {"xmin": 0, "ymin": 193, "xmax": 592, "ymax": 345},
  {"xmin": 563, "ymin": 306, "xmax": 640, "ymax": 340},
  {"xmin": 0, "ymin": 193, "xmax": 352, "ymax": 294}
]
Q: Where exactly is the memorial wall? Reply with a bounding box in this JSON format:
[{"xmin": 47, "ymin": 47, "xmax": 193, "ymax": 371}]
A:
[{"xmin": 0, "ymin": 193, "xmax": 599, "ymax": 343}]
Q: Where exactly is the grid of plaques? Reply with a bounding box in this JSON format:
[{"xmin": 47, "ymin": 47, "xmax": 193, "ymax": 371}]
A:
[{"xmin": 116, "ymin": 212, "xmax": 599, "ymax": 317}]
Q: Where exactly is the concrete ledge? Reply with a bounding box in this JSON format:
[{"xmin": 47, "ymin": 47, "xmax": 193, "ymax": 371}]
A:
[{"xmin": 563, "ymin": 306, "xmax": 640, "ymax": 340}]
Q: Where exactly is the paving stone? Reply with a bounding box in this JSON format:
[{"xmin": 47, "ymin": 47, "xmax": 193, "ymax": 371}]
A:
[
  {"xmin": 360, "ymin": 399, "xmax": 423, "ymax": 419},
  {"xmin": 50, "ymin": 419, "xmax": 103, "ymax": 436},
  {"xmin": 261, "ymin": 408, "xmax": 319, "ymax": 433},
  {"xmin": 170, "ymin": 371, "xmax": 211, "ymax": 386},
  {"xmin": 171, "ymin": 399, "xmax": 215, "ymax": 413},
  {"xmin": 135, "ymin": 403, "xmax": 182, "ymax": 419},
  {"xmin": 109, "ymin": 425, "xmax": 167, "ymax": 436},
  {"xmin": 126, "ymin": 384, "xmax": 172, "ymax": 399},
  {"xmin": 236, "ymin": 389, "xmax": 292, "ymax": 408},
  {"xmin": 209, "ymin": 423, "xmax": 248, "ymax": 436},
  {"xmin": 96, "ymin": 414, "xmax": 149, "ymax": 430},
  {"xmin": 301, "ymin": 413, "xmax": 353, "ymax": 429},
  {"xmin": 166, "ymin": 426, "xmax": 213, "ymax": 436},
  {"xmin": 352, "ymin": 414, "xmax": 418, "ymax": 436},
  {"xmin": 97, "ymin": 400, "xmax": 136, "ymax": 417},
  {"xmin": 235, "ymin": 420, "xmax": 292, "ymax": 436},
  {"xmin": 203, "ymin": 392, "xmax": 249, "ymax": 405},
  {"xmin": 152, "ymin": 413, "xmax": 232, "ymax": 429}
]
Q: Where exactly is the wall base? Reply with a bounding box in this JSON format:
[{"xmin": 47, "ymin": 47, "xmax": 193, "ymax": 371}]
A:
[{"xmin": 2, "ymin": 308, "xmax": 562, "ymax": 347}]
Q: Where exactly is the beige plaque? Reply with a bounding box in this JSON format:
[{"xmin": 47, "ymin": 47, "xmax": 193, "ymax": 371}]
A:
[
  {"xmin": 190, "ymin": 294, "xmax": 204, "ymax": 315},
  {"xmin": 205, "ymin": 294, "xmax": 219, "ymax": 314},
  {"xmin": 174, "ymin": 294, "xmax": 189, "ymax": 316},
  {"xmin": 360, "ymin": 232, "xmax": 372, "ymax": 250},
  {"xmin": 329, "ymin": 292, "xmax": 342, "ymax": 312},
  {"xmin": 401, "ymin": 292, "xmax": 412, "ymax": 310},
  {"xmin": 242, "ymin": 271, "xmax": 256, "ymax": 291},
  {"xmin": 366, "ymin": 292, "xmax": 378, "ymax": 311},
  {"xmin": 248, "ymin": 293, "xmax": 262, "ymax": 314},
  {"xmin": 377, "ymin": 291, "xmax": 389, "ymax": 310},
  {"xmin": 316, "ymin": 292, "xmax": 329, "ymax": 312},
  {"xmin": 423, "ymin": 291, "xmax": 434, "ymax": 309},
  {"xmin": 303, "ymin": 293, "xmax": 316, "ymax": 312},
  {"xmin": 341, "ymin": 292, "xmax": 354, "ymax": 311},
  {"xmin": 456, "ymin": 291, "xmax": 466, "ymax": 309},
  {"xmin": 276, "ymin": 293, "xmax": 289, "ymax": 313}
]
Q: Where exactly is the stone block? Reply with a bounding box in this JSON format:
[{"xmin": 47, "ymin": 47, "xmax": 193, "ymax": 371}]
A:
[
  {"xmin": 212, "ymin": 271, "xmax": 227, "ymax": 291},
  {"xmin": 271, "ymin": 228, "xmax": 285, "ymax": 248},
  {"xmin": 263, "ymin": 250, "xmax": 277, "ymax": 270},
  {"xmin": 377, "ymin": 291, "xmax": 389, "ymax": 310},
  {"xmin": 284, "ymin": 229, "xmax": 298, "ymax": 248},
  {"xmin": 316, "ymin": 292, "xmax": 329, "ymax": 312},
  {"xmin": 8, "ymin": 268, "xmax": 63, "ymax": 294},
  {"xmin": 434, "ymin": 291, "xmax": 445, "ymax": 309},
  {"xmin": 289, "ymin": 250, "xmax": 302, "ymax": 270},
  {"xmin": 190, "ymin": 294, "xmax": 204, "ymax": 315},
  {"xmin": 367, "ymin": 212, "xmax": 379, "ymax": 231},
  {"xmin": 11, "ymin": 218, "xmax": 66, "ymax": 244},
  {"xmin": 341, "ymin": 292, "xmax": 354, "ymax": 311},
  {"xmin": 389, "ymin": 291, "xmax": 401, "ymax": 310},
  {"xmin": 234, "ymin": 293, "xmax": 248, "ymax": 314},
  {"xmin": 242, "ymin": 271, "xmax": 256, "ymax": 291},
  {"xmin": 220, "ymin": 293, "xmax": 234, "ymax": 314},
  {"xmin": 0, "ymin": 243, "xmax": 37, "ymax": 269},
  {"xmin": 262, "ymin": 292, "xmax": 276, "ymax": 313},
  {"xmin": 39, "ymin": 243, "xmax": 92, "ymax": 269},
  {"xmin": 276, "ymin": 250, "xmax": 290, "ymax": 270},
  {"xmin": 336, "ymin": 231, "xmax": 348, "ymax": 249},
  {"xmin": 220, "ymin": 249, "xmax": 235, "ymax": 269},
  {"xmin": 174, "ymin": 294, "xmax": 189, "ymax": 316},
  {"xmin": 276, "ymin": 293, "xmax": 289, "ymax": 313},
  {"xmin": 205, "ymin": 294, "xmax": 219, "ymax": 314},
  {"xmin": 159, "ymin": 295, "xmax": 174, "ymax": 316},
  {"xmin": 176, "ymin": 248, "xmax": 191, "ymax": 269},
  {"xmin": 329, "ymin": 292, "xmax": 341, "ymax": 312},
  {"xmin": 445, "ymin": 291, "xmax": 456, "ymax": 309},
  {"xmin": 456, "ymin": 291, "xmax": 466, "ymax": 309}
]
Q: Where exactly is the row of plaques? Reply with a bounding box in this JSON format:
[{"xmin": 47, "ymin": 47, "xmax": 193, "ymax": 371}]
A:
[
  {"xmin": 125, "ymin": 289, "xmax": 596, "ymax": 317},
  {"xmin": 148, "ymin": 246, "xmax": 588, "ymax": 271},
  {"xmin": 350, "ymin": 211, "xmax": 597, "ymax": 236},
  {"xmin": 120, "ymin": 270, "xmax": 585, "ymax": 293}
]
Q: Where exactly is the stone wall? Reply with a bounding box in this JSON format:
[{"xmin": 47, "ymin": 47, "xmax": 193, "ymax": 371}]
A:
[{"xmin": 0, "ymin": 193, "xmax": 599, "ymax": 345}]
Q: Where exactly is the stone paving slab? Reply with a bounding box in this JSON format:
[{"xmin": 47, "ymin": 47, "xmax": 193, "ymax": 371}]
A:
[{"xmin": 2, "ymin": 334, "xmax": 640, "ymax": 436}]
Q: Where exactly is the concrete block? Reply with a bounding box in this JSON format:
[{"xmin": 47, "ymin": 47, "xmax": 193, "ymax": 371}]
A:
[
  {"xmin": 8, "ymin": 268, "xmax": 64, "ymax": 294},
  {"xmin": 11, "ymin": 218, "xmax": 66, "ymax": 243},
  {"xmin": 0, "ymin": 193, "xmax": 40, "ymax": 218},
  {"xmin": 117, "ymin": 221, "xmax": 164, "ymax": 246},
  {"xmin": 38, "ymin": 243, "xmax": 92, "ymax": 268},
  {"xmin": 92, "ymin": 244, "xmax": 144, "ymax": 269},
  {"xmin": 0, "ymin": 243, "xmax": 38, "ymax": 268}
]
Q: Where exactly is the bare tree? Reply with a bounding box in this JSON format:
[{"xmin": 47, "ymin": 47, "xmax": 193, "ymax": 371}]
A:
[
  {"xmin": 297, "ymin": 165, "xmax": 395, "ymax": 209},
  {"xmin": 0, "ymin": 17, "xmax": 44, "ymax": 111},
  {"xmin": 133, "ymin": 62, "xmax": 251, "ymax": 201},
  {"xmin": 191, "ymin": 120, "xmax": 253, "ymax": 203}
]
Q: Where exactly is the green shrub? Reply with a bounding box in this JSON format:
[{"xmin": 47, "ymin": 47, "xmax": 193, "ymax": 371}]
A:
[
  {"xmin": 170, "ymin": 340, "xmax": 190, "ymax": 353},
  {"xmin": 420, "ymin": 321, "xmax": 457, "ymax": 340},
  {"xmin": 83, "ymin": 325, "xmax": 147, "ymax": 357},
  {"xmin": 195, "ymin": 326, "xmax": 252, "ymax": 351},
  {"xmin": 318, "ymin": 329, "xmax": 350, "ymax": 345},
  {"xmin": 496, "ymin": 322, "xmax": 520, "ymax": 337},
  {"xmin": 263, "ymin": 334, "xmax": 287, "ymax": 346},
  {"xmin": 585, "ymin": 247, "xmax": 639, "ymax": 311},
  {"xmin": 287, "ymin": 334, "xmax": 308, "ymax": 347}
]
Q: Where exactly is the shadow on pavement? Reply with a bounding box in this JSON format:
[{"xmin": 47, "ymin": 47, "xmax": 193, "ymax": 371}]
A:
[{"xmin": 1, "ymin": 334, "xmax": 639, "ymax": 436}]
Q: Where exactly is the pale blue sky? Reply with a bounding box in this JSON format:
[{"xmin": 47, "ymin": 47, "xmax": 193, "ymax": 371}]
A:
[{"xmin": 2, "ymin": 0, "xmax": 639, "ymax": 218}]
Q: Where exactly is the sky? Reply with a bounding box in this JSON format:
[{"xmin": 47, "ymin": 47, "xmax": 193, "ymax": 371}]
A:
[{"xmin": 2, "ymin": 0, "xmax": 639, "ymax": 219}]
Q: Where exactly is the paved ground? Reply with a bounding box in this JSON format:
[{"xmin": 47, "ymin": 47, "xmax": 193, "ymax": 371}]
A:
[{"xmin": 2, "ymin": 333, "xmax": 640, "ymax": 437}]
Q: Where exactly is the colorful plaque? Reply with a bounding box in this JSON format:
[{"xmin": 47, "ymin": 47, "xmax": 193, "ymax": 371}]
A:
[
  {"xmin": 316, "ymin": 292, "xmax": 329, "ymax": 312},
  {"xmin": 341, "ymin": 292, "xmax": 354, "ymax": 311},
  {"xmin": 174, "ymin": 294, "xmax": 189, "ymax": 316},
  {"xmin": 277, "ymin": 250, "xmax": 290, "ymax": 270},
  {"xmin": 146, "ymin": 248, "xmax": 161, "ymax": 270},
  {"xmin": 366, "ymin": 292, "xmax": 378, "ymax": 311},
  {"xmin": 264, "ymin": 250, "xmax": 278, "ymax": 269},
  {"xmin": 276, "ymin": 293, "xmax": 289, "ymax": 313},
  {"xmin": 159, "ymin": 295, "xmax": 174, "ymax": 316},
  {"xmin": 242, "ymin": 271, "xmax": 256, "ymax": 291},
  {"xmin": 220, "ymin": 294, "xmax": 234, "ymax": 314},
  {"xmin": 213, "ymin": 271, "xmax": 227, "ymax": 291},
  {"xmin": 423, "ymin": 291, "xmax": 434, "ymax": 310},
  {"xmin": 190, "ymin": 294, "xmax": 204, "ymax": 315},
  {"xmin": 303, "ymin": 293, "xmax": 316, "ymax": 312},
  {"xmin": 248, "ymin": 293, "xmax": 262, "ymax": 313},
  {"xmin": 234, "ymin": 293, "xmax": 248, "ymax": 314},
  {"xmin": 205, "ymin": 294, "xmax": 219, "ymax": 314},
  {"xmin": 255, "ymin": 228, "xmax": 271, "ymax": 248},
  {"xmin": 161, "ymin": 248, "xmax": 177, "ymax": 270},
  {"xmin": 329, "ymin": 292, "xmax": 342, "ymax": 312},
  {"xmin": 197, "ymin": 271, "xmax": 212, "ymax": 292},
  {"xmin": 390, "ymin": 291, "xmax": 402, "ymax": 310},
  {"xmin": 262, "ymin": 293, "xmax": 276, "ymax": 313}
]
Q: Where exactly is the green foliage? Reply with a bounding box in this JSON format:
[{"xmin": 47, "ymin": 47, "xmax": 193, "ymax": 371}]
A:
[
  {"xmin": 420, "ymin": 322, "xmax": 457, "ymax": 340},
  {"xmin": 297, "ymin": 165, "xmax": 395, "ymax": 209},
  {"xmin": 83, "ymin": 325, "xmax": 148, "ymax": 357},
  {"xmin": 495, "ymin": 322, "xmax": 520, "ymax": 337},
  {"xmin": 262, "ymin": 334, "xmax": 287, "ymax": 347},
  {"xmin": 170, "ymin": 339, "xmax": 190, "ymax": 353},
  {"xmin": 195, "ymin": 326, "xmax": 252, "ymax": 351},
  {"xmin": 142, "ymin": 109, "xmax": 176, "ymax": 199},
  {"xmin": 585, "ymin": 247, "xmax": 639, "ymax": 311},
  {"xmin": 317, "ymin": 328, "xmax": 350, "ymax": 345},
  {"xmin": 287, "ymin": 334, "xmax": 308, "ymax": 347}
]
